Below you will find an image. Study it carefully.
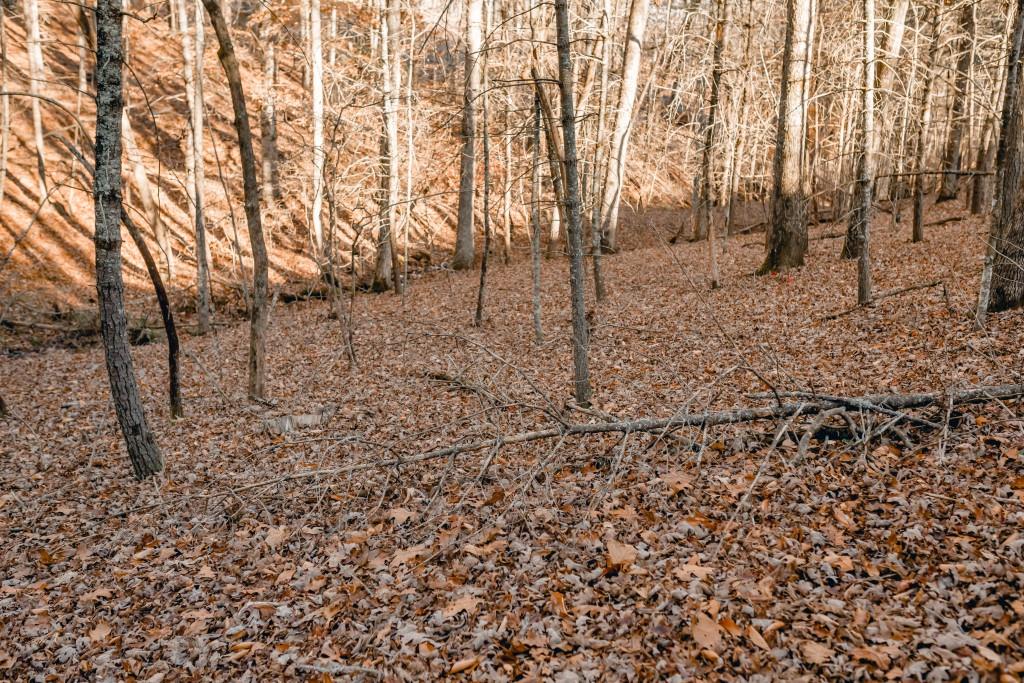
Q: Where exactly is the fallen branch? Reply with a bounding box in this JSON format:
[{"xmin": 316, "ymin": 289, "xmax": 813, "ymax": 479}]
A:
[
  {"xmin": 221, "ymin": 383, "xmax": 1024, "ymax": 493},
  {"xmin": 821, "ymin": 280, "xmax": 945, "ymax": 321}
]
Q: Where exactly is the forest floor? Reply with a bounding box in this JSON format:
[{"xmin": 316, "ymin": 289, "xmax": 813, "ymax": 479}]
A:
[{"xmin": 2, "ymin": 204, "xmax": 1024, "ymax": 681}]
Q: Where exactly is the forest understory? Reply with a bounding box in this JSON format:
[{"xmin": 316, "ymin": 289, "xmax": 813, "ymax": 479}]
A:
[{"xmin": 2, "ymin": 204, "xmax": 1023, "ymax": 681}]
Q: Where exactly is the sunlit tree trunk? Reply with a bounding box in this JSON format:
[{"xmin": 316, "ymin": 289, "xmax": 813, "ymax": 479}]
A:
[
  {"xmin": 589, "ymin": 0, "xmax": 611, "ymax": 300},
  {"xmin": 373, "ymin": 0, "xmax": 402, "ymax": 292},
  {"xmin": 700, "ymin": 0, "xmax": 727, "ymax": 289},
  {"xmin": 853, "ymin": 0, "xmax": 874, "ymax": 304},
  {"xmin": 261, "ymin": 38, "xmax": 280, "ymax": 205},
  {"xmin": 758, "ymin": 0, "xmax": 815, "ymax": 274},
  {"xmin": 453, "ymin": 0, "xmax": 483, "ymax": 269},
  {"xmin": 24, "ymin": 0, "xmax": 47, "ymax": 198},
  {"xmin": 0, "ymin": 4, "xmax": 9, "ymax": 209},
  {"xmin": 530, "ymin": 92, "xmax": 544, "ymax": 343},
  {"xmin": 310, "ymin": 0, "xmax": 325, "ymax": 253},
  {"xmin": 599, "ymin": 0, "xmax": 649, "ymax": 253},
  {"xmin": 121, "ymin": 103, "xmax": 175, "ymax": 281},
  {"xmin": 94, "ymin": 0, "xmax": 163, "ymax": 479},
  {"xmin": 201, "ymin": 0, "xmax": 270, "ymax": 400}
]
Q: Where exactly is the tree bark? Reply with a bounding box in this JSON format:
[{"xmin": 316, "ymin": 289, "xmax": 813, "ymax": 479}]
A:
[
  {"xmin": 937, "ymin": 3, "xmax": 975, "ymax": 202},
  {"xmin": 598, "ymin": 0, "xmax": 649, "ymax": 253},
  {"xmin": 979, "ymin": 0, "xmax": 1024, "ymax": 318},
  {"xmin": 201, "ymin": 0, "xmax": 270, "ymax": 400},
  {"xmin": 912, "ymin": 10, "xmax": 940, "ymax": 243},
  {"xmin": 452, "ymin": 0, "xmax": 483, "ymax": 270},
  {"xmin": 373, "ymin": 0, "xmax": 403, "ymax": 293},
  {"xmin": 310, "ymin": 0, "xmax": 325, "ymax": 253},
  {"xmin": 530, "ymin": 92, "xmax": 544, "ymax": 343},
  {"xmin": 854, "ymin": 0, "xmax": 874, "ymax": 304},
  {"xmin": 94, "ymin": 0, "xmax": 163, "ymax": 479},
  {"xmin": 260, "ymin": 38, "xmax": 280, "ymax": 205},
  {"xmin": 701, "ymin": 0, "xmax": 727, "ymax": 289},
  {"xmin": 553, "ymin": 0, "xmax": 592, "ymax": 406},
  {"xmin": 24, "ymin": 0, "xmax": 47, "ymax": 199},
  {"xmin": 0, "ymin": 3, "xmax": 9, "ymax": 209},
  {"xmin": 758, "ymin": 0, "xmax": 815, "ymax": 274}
]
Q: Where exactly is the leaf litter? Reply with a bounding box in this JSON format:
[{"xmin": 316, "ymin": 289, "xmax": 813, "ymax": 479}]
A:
[{"xmin": 1, "ymin": 214, "xmax": 1023, "ymax": 680}]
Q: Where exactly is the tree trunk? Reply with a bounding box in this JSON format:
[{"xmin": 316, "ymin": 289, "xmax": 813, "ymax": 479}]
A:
[
  {"xmin": 553, "ymin": 0, "xmax": 592, "ymax": 406},
  {"xmin": 971, "ymin": 115, "xmax": 997, "ymax": 215},
  {"xmin": 937, "ymin": 3, "xmax": 975, "ymax": 202},
  {"xmin": 373, "ymin": 0, "xmax": 402, "ymax": 293},
  {"xmin": 530, "ymin": 92, "xmax": 544, "ymax": 343},
  {"xmin": 176, "ymin": 0, "xmax": 211, "ymax": 333},
  {"xmin": 0, "ymin": 3, "xmax": 9, "ymax": 209},
  {"xmin": 94, "ymin": 0, "xmax": 163, "ymax": 479},
  {"xmin": 598, "ymin": 0, "xmax": 649, "ymax": 253},
  {"xmin": 201, "ymin": 0, "xmax": 270, "ymax": 400},
  {"xmin": 452, "ymin": 0, "xmax": 483, "ymax": 270},
  {"xmin": 978, "ymin": 0, "xmax": 1024, "ymax": 319},
  {"xmin": 260, "ymin": 39, "xmax": 280, "ymax": 205},
  {"xmin": 854, "ymin": 0, "xmax": 874, "ymax": 304},
  {"xmin": 589, "ymin": 0, "xmax": 611, "ymax": 300},
  {"xmin": 24, "ymin": 0, "xmax": 47, "ymax": 198},
  {"xmin": 701, "ymin": 0, "xmax": 727, "ymax": 289},
  {"xmin": 912, "ymin": 10, "xmax": 940, "ymax": 243},
  {"xmin": 758, "ymin": 0, "xmax": 815, "ymax": 274},
  {"xmin": 310, "ymin": 0, "xmax": 325, "ymax": 253}
]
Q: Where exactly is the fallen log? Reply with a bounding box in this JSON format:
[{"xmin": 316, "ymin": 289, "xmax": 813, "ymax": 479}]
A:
[{"xmin": 231, "ymin": 383, "xmax": 1024, "ymax": 491}]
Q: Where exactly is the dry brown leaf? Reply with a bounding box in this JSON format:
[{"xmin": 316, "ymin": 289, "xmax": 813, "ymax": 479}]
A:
[
  {"xmin": 442, "ymin": 595, "xmax": 483, "ymax": 618},
  {"xmin": 801, "ymin": 641, "xmax": 833, "ymax": 664},
  {"xmin": 391, "ymin": 543, "xmax": 428, "ymax": 566},
  {"xmin": 265, "ymin": 525, "xmax": 290, "ymax": 549},
  {"xmin": 852, "ymin": 645, "xmax": 889, "ymax": 668},
  {"xmin": 660, "ymin": 471, "xmax": 693, "ymax": 495},
  {"xmin": 88, "ymin": 621, "xmax": 111, "ymax": 644},
  {"xmin": 746, "ymin": 625, "xmax": 771, "ymax": 651},
  {"xmin": 449, "ymin": 656, "xmax": 480, "ymax": 674},
  {"xmin": 692, "ymin": 612, "xmax": 722, "ymax": 650},
  {"xmin": 550, "ymin": 591, "xmax": 572, "ymax": 618},
  {"xmin": 606, "ymin": 539, "xmax": 637, "ymax": 567}
]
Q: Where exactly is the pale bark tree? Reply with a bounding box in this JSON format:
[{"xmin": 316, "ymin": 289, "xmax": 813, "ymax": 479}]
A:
[
  {"xmin": 373, "ymin": 0, "xmax": 403, "ymax": 292},
  {"xmin": 599, "ymin": 0, "xmax": 649, "ymax": 253},
  {"xmin": 24, "ymin": 0, "xmax": 47, "ymax": 198},
  {"xmin": 94, "ymin": 0, "xmax": 163, "ymax": 479},
  {"xmin": 121, "ymin": 104, "xmax": 175, "ymax": 281},
  {"xmin": 453, "ymin": 0, "xmax": 483, "ymax": 269},
  {"xmin": 589, "ymin": 0, "xmax": 611, "ymax": 300},
  {"xmin": 176, "ymin": 0, "xmax": 211, "ymax": 332},
  {"xmin": 261, "ymin": 39, "xmax": 281, "ymax": 205},
  {"xmin": 0, "ymin": 3, "xmax": 9, "ymax": 209},
  {"xmin": 912, "ymin": 9, "xmax": 940, "ymax": 243},
  {"xmin": 978, "ymin": 0, "xmax": 1024, "ymax": 320},
  {"xmin": 554, "ymin": 0, "xmax": 592, "ymax": 405},
  {"xmin": 700, "ymin": 0, "xmax": 728, "ymax": 289},
  {"xmin": 310, "ymin": 0, "xmax": 325, "ymax": 253},
  {"xmin": 937, "ymin": 2, "xmax": 975, "ymax": 202},
  {"xmin": 530, "ymin": 92, "xmax": 544, "ymax": 343},
  {"xmin": 201, "ymin": 0, "xmax": 270, "ymax": 400},
  {"xmin": 853, "ymin": 0, "xmax": 874, "ymax": 304},
  {"xmin": 758, "ymin": 0, "xmax": 815, "ymax": 274}
]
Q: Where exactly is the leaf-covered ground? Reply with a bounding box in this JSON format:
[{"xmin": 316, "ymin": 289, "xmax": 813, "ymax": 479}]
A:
[{"xmin": 2, "ymin": 209, "xmax": 1023, "ymax": 681}]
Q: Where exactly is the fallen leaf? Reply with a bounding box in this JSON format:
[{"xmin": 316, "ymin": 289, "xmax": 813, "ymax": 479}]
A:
[
  {"xmin": 442, "ymin": 595, "xmax": 482, "ymax": 618},
  {"xmin": 550, "ymin": 591, "xmax": 572, "ymax": 618},
  {"xmin": 692, "ymin": 612, "xmax": 722, "ymax": 650},
  {"xmin": 746, "ymin": 625, "xmax": 771, "ymax": 651},
  {"xmin": 265, "ymin": 525, "xmax": 290, "ymax": 549},
  {"xmin": 386, "ymin": 507, "xmax": 415, "ymax": 524},
  {"xmin": 606, "ymin": 539, "xmax": 637, "ymax": 567},
  {"xmin": 450, "ymin": 656, "xmax": 480, "ymax": 674},
  {"xmin": 660, "ymin": 471, "xmax": 693, "ymax": 495},
  {"xmin": 391, "ymin": 543, "xmax": 428, "ymax": 566},
  {"xmin": 801, "ymin": 641, "xmax": 833, "ymax": 664},
  {"xmin": 852, "ymin": 645, "xmax": 889, "ymax": 668},
  {"xmin": 89, "ymin": 621, "xmax": 111, "ymax": 644}
]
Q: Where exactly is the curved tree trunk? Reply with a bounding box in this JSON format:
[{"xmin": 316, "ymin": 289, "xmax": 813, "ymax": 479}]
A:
[
  {"xmin": 758, "ymin": 0, "xmax": 815, "ymax": 274},
  {"xmin": 201, "ymin": 0, "xmax": 270, "ymax": 400},
  {"xmin": 452, "ymin": 0, "xmax": 483, "ymax": 270},
  {"xmin": 599, "ymin": 0, "xmax": 649, "ymax": 253},
  {"xmin": 94, "ymin": 0, "xmax": 163, "ymax": 479}
]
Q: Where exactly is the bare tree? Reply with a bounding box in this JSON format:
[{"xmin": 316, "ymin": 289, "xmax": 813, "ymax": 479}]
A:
[
  {"xmin": 94, "ymin": 0, "xmax": 163, "ymax": 479},
  {"xmin": 24, "ymin": 0, "xmax": 47, "ymax": 198},
  {"xmin": 0, "ymin": 3, "xmax": 9, "ymax": 209},
  {"xmin": 700, "ymin": 0, "xmax": 728, "ymax": 289},
  {"xmin": 201, "ymin": 0, "xmax": 270, "ymax": 400},
  {"xmin": 554, "ymin": 0, "xmax": 593, "ymax": 405},
  {"xmin": 310, "ymin": 0, "xmax": 325, "ymax": 253},
  {"xmin": 937, "ymin": 2, "xmax": 975, "ymax": 202},
  {"xmin": 530, "ymin": 92, "xmax": 544, "ymax": 343},
  {"xmin": 758, "ymin": 0, "xmax": 815, "ymax": 274},
  {"xmin": 978, "ymin": 0, "xmax": 1024, "ymax": 320},
  {"xmin": 373, "ymin": 0, "xmax": 403, "ymax": 292},
  {"xmin": 261, "ymin": 37, "xmax": 281, "ymax": 205},
  {"xmin": 453, "ymin": 0, "xmax": 483, "ymax": 270},
  {"xmin": 912, "ymin": 9, "xmax": 940, "ymax": 243},
  {"xmin": 853, "ymin": 0, "xmax": 874, "ymax": 304},
  {"xmin": 598, "ymin": 0, "xmax": 650, "ymax": 253}
]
